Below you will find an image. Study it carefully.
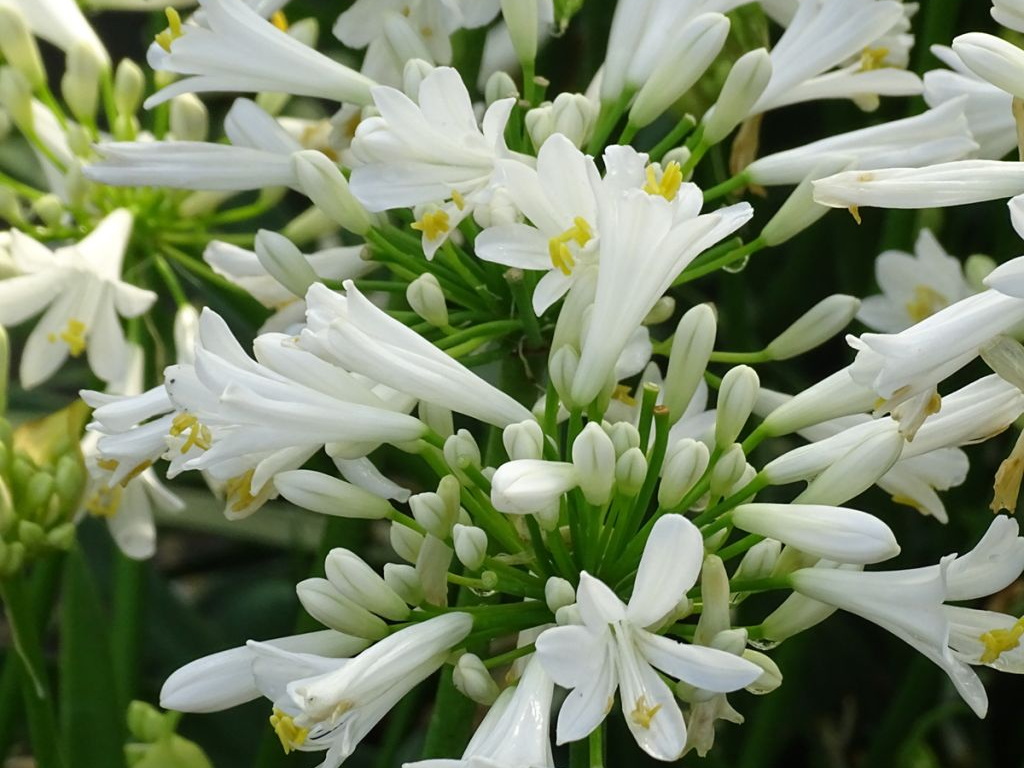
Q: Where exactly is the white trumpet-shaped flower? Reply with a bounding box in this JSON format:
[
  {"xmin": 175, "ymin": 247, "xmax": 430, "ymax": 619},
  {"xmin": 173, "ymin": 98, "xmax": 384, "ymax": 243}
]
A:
[
  {"xmin": 946, "ymin": 606, "xmax": 1024, "ymax": 672},
  {"xmin": 144, "ymin": 0, "xmax": 375, "ymax": 108},
  {"xmin": 0, "ymin": 209, "xmax": 156, "ymax": 388},
  {"xmin": 302, "ymin": 282, "xmax": 534, "ymax": 428},
  {"xmin": 535, "ymin": 516, "xmax": 761, "ymax": 760}
]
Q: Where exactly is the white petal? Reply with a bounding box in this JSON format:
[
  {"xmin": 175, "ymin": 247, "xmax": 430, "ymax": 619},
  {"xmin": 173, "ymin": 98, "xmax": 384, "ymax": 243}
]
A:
[
  {"xmin": 637, "ymin": 631, "xmax": 761, "ymax": 692},
  {"xmin": 626, "ymin": 515, "xmax": 703, "ymax": 628}
]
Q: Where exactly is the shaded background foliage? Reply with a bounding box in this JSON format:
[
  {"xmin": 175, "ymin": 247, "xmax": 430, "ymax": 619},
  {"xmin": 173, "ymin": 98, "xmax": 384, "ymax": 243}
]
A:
[{"xmin": 2, "ymin": 0, "xmax": 1022, "ymax": 766}]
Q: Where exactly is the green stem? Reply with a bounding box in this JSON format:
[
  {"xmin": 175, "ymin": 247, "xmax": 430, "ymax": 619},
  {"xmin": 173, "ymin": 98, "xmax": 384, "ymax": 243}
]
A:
[
  {"xmin": 704, "ymin": 172, "xmax": 752, "ymax": 202},
  {"xmin": 674, "ymin": 237, "xmax": 767, "ymax": 285},
  {"xmin": 111, "ymin": 553, "xmax": 145, "ymax": 706},
  {"xmin": 483, "ymin": 642, "xmax": 536, "ymax": 669},
  {"xmin": 716, "ymin": 533, "xmax": 764, "ymax": 561},
  {"xmin": 649, "ymin": 115, "xmax": 698, "ymax": 160},
  {"xmin": 435, "ymin": 320, "xmax": 523, "ymax": 351},
  {"xmin": 589, "ymin": 724, "xmax": 605, "ymax": 768},
  {"xmin": 586, "ymin": 91, "xmax": 633, "ymax": 155},
  {"xmin": 152, "ymin": 254, "xmax": 190, "ymax": 307},
  {"xmin": 708, "ymin": 349, "xmax": 770, "ymax": 364},
  {"xmin": 507, "ymin": 270, "xmax": 545, "ymax": 348}
]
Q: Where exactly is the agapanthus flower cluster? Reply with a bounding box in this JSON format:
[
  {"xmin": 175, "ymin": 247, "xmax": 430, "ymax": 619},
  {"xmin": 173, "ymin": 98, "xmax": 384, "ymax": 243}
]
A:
[{"xmin": 2, "ymin": 0, "xmax": 1024, "ymax": 765}]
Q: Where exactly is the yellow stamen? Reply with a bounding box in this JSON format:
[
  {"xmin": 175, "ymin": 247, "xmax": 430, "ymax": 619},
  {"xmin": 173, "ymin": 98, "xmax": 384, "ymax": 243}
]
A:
[
  {"xmin": 979, "ymin": 617, "xmax": 1024, "ymax": 664},
  {"xmin": 120, "ymin": 460, "xmax": 154, "ymax": 486},
  {"xmin": 411, "ymin": 209, "xmax": 451, "ymax": 241},
  {"xmin": 848, "ymin": 205, "xmax": 862, "ymax": 225},
  {"xmin": 224, "ymin": 469, "xmax": 257, "ymax": 514},
  {"xmin": 643, "ymin": 162, "xmax": 683, "ymax": 201},
  {"xmin": 47, "ymin": 318, "xmax": 87, "ymax": 356},
  {"xmin": 547, "ymin": 217, "xmax": 593, "ymax": 276},
  {"xmin": 904, "ymin": 284, "xmax": 948, "ymax": 323},
  {"xmin": 612, "ymin": 384, "xmax": 637, "ymax": 407},
  {"xmin": 98, "ymin": 458, "xmax": 119, "ymax": 472},
  {"xmin": 629, "ymin": 695, "xmax": 663, "ymax": 729},
  {"xmin": 170, "ymin": 413, "xmax": 212, "ymax": 454},
  {"xmin": 155, "ymin": 7, "xmax": 184, "ymax": 52},
  {"xmin": 890, "ymin": 493, "xmax": 927, "ymax": 515},
  {"xmin": 451, "ymin": 190, "xmax": 466, "ymax": 211},
  {"xmin": 270, "ymin": 10, "xmax": 288, "ymax": 31},
  {"xmin": 859, "ymin": 46, "xmax": 890, "ymax": 72},
  {"xmin": 269, "ymin": 708, "xmax": 308, "ymax": 754},
  {"xmin": 85, "ymin": 484, "xmax": 123, "ymax": 518}
]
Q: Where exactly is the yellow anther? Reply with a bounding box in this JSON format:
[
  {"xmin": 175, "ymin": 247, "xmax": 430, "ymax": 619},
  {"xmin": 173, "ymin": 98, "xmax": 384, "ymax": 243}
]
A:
[
  {"xmin": 411, "ymin": 209, "xmax": 451, "ymax": 241},
  {"xmin": 612, "ymin": 384, "xmax": 637, "ymax": 407},
  {"xmin": 890, "ymin": 493, "xmax": 926, "ymax": 515},
  {"xmin": 47, "ymin": 319, "xmax": 87, "ymax": 356},
  {"xmin": 97, "ymin": 458, "xmax": 119, "ymax": 472},
  {"xmin": 451, "ymin": 190, "xmax": 466, "ymax": 211},
  {"xmin": 905, "ymin": 284, "xmax": 948, "ymax": 323},
  {"xmin": 224, "ymin": 469, "xmax": 257, "ymax": 513},
  {"xmin": 629, "ymin": 696, "xmax": 663, "ymax": 729},
  {"xmin": 85, "ymin": 484, "xmax": 123, "ymax": 519},
  {"xmin": 270, "ymin": 10, "xmax": 288, "ymax": 31},
  {"xmin": 170, "ymin": 413, "xmax": 212, "ymax": 454},
  {"xmin": 848, "ymin": 205, "xmax": 862, "ymax": 225},
  {"xmin": 120, "ymin": 460, "xmax": 153, "ymax": 486},
  {"xmin": 979, "ymin": 617, "xmax": 1024, "ymax": 664},
  {"xmin": 547, "ymin": 217, "xmax": 593, "ymax": 276},
  {"xmin": 155, "ymin": 7, "xmax": 184, "ymax": 52},
  {"xmin": 859, "ymin": 46, "xmax": 890, "ymax": 72},
  {"xmin": 643, "ymin": 162, "xmax": 683, "ymax": 201},
  {"xmin": 269, "ymin": 708, "xmax": 308, "ymax": 754}
]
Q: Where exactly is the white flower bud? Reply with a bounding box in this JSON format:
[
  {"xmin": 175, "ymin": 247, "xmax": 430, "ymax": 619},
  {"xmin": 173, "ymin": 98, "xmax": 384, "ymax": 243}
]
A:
[
  {"xmin": 406, "ymin": 273, "xmax": 449, "ymax": 328},
  {"xmin": 572, "ymin": 422, "xmax": 616, "ymax": 505},
  {"xmin": 296, "ymin": 578, "xmax": 388, "ymax": 639},
  {"xmin": 663, "ymin": 304, "xmax": 716, "ymax": 424},
  {"xmin": 549, "ymin": 346, "xmax": 580, "ymax": 407},
  {"xmin": 453, "ymin": 524, "xmax": 488, "ymax": 570},
  {"xmin": 733, "ymin": 538, "xmax": 782, "ymax": 584},
  {"xmin": 383, "ymin": 563, "xmax": 423, "ymax": 606},
  {"xmin": 61, "ymin": 42, "xmax": 105, "ymax": 123},
  {"xmin": 715, "ymin": 365, "xmax": 759, "ymax": 448},
  {"xmin": 630, "ymin": 13, "xmax": 730, "ymax": 129},
  {"xmin": 710, "ymin": 628, "xmax": 748, "ymax": 656},
  {"xmin": 525, "ymin": 104, "xmax": 555, "ymax": 150},
  {"xmin": 503, "ymin": 419, "xmax": 545, "ymax": 461},
  {"xmin": 555, "ymin": 603, "xmax": 581, "ymax": 626},
  {"xmin": 402, "ymin": 58, "xmax": 434, "ymax": 100},
  {"xmin": 416, "ymin": 534, "xmax": 454, "ymax": 606},
  {"xmin": 253, "ymin": 229, "xmax": 317, "ymax": 299},
  {"xmin": 485, "ymin": 70, "xmax": 519, "ymax": 106},
  {"xmin": 709, "ymin": 443, "xmax": 746, "ymax": 497},
  {"xmin": 173, "ymin": 305, "xmax": 200, "ymax": 365},
  {"xmin": 169, "ymin": 93, "xmax": 209, "ymax": 142},
  {"xmin": 0, "ymin": 7, "xmax": 44, "ymax": 88},
  {"xmin": 732, "ymin": 503, "xmax": 900, "ymax": 565},
  {"xmin": 453, "ymin": 653, "xmax": 500, "ymax": 705},
  {"xmin": 728, "ymin": 463, "xmax": 758, "ymax": 497},
  {"xmin": 953, "ymin": 32, "xmax": 1024, "ymax": 101},
  {"xmin": 761, "ymin": 158, "xmax": 853, "ymax": 246},
  {"xmin": 293, "ymin": 150, "xmax": 373, "ymax": 234},
  {"xmin": 766, "ymin": 295, "xmax": 860, "ymax": 360},
  {"xmin": 662, "ymin": 146, "xmax": 692, "ymax": 170},
  {"xmin": 615, "ymin": 447, "xmax": 648, "ymax": 497},
  {"xmin": 702, "ymin": 48, "xmax": 772, "ymax": 145},
  {"xmin": 113, "ymin": 59, "xmax": 145, "ymax": 117},
  {"xmin": 444, "ymin": 429, "xmax": 482, "ymax": 479},
  {"xmin": 658, "ymin": 438, "xmax": 710, "ymax": 508},
  {"xmin": 274, "ymin": 470, "xmax": 394, "ymax": 519},
  {"xmin": 544, "ymin": 576, "xmax": 576, "ymax": 613},
  {"xmin": 528, "ymin": 92, "xmax": 598, "ymax": 149},
  {"xmin": 325, "ymin": 548, "xmax": 410, "ymax": 621},
  {"xmin": 791, "ymin": 430, "xmax": 904, "ymax": 504},
  {"xmin": 0, "ymin": 67, "xmax": 33, "ymax": 130},
  {"xmin": 606, "ymin": 421, "xmax": 641, "ymax": 457},
  {"xmin": 643, "ymin": 296, "xmax": 675, "ymax": 326},
  {"xmin": 501, "ymin": 0, "xmax": 539, "ymax": 65},
  {"xmin": 742, "ymin": 649, "xmax": 783, "ymax": 694},
  {"xmin": 390, "ymin": 522, "xmax": 424, "ymax": 563},
  {"xmin": 760, "ymin": 368, "xmax": 877, "ymax": 437},
  {"xmin": 473, "ymin": 187, "xmax": 518, "ymax": 228},
  {"xmin": 491, "ymin": 460, "xmax": 579, "ymax": 514},
  {"xmin": 410, "ymin": 491, "xmax": 457, "ymax": 538},
  {"xmin": 32, "ymin": 194, "xmax": 64, "ymax": 229},
  {"xmin": 437, "ymin": 474, "xmax": 462, "ymax": 515}
]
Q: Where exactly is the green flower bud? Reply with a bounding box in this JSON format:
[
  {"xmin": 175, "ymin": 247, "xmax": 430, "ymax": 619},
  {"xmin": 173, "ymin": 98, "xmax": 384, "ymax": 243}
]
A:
[
  {"xmin": 45, "ymin": 522, "xmax": 76, "ymax": 551},
  {"xmin": 127, "ymin": 701, "xmax": 170, "ymax": 743},
  {"xmin": 17, "ymin": 519, "xmax": 45, "ymax": 548}
]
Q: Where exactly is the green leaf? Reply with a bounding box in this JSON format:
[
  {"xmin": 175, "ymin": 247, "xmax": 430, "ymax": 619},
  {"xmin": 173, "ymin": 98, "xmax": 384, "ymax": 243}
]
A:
[{"xmin": 59, "ymin": 547, "xmax": 127, "ymax": 768}]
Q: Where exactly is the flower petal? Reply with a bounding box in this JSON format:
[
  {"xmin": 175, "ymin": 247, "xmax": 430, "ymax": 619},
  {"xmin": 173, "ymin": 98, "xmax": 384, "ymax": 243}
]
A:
[{"xmin": 627, "ymin": 515, "xmax": 704, "ymax": 628}]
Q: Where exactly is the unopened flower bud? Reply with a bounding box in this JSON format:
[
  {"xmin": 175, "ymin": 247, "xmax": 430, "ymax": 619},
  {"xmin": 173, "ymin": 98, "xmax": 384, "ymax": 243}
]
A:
[
  {"xmin": 733, "ymin": 538, "xmax": 782, "ymax": 584},
  {"xmin": 760, "ymin": 367, "xmax": 877, "ymax": 437},
  {"xmin": 406, "ymin": 273, "xmax": 449, "ymax": 328},
  {"xmin": 32, "ymin": 194, "xmax": 64, "ymax": 229},
  {"xmin": 45, "ymin": 522, "xmax": 75, "ymax": 550},
  {"xmin": 296, "ymin": 578, "xmax": 388, "ymax": 639},
  {"xmin": 501, "ymin": 0, "xmax": 540, "ymax": 66},
  {"xmin": 62, "ymin": 42, "xmax": 105, "ymax": 123},
  {"xmin": 709, "ymin": 444, "xmax": 746, "ymax": 497},
  {"xmin": 664, "ymin": 304, "xmax": 716, "ymax": 424},
  {"xmin": 702, "ymin": 48, "xmax": 772, "ymax": 145},
  {"xmin": 766, "ymin": 295, "xmax": 860, "ymax": 360},
  {"xmin": 114, "ymin": 59, "xmax": 146, "ymax": 117},
  {"xmin": 18, "ymin": 519, "xmax": 45, "ymax": 548},
  {"xmin": 416, "ymin": 534, "xmax": 454, "ymax": 606},
  {"xmin": 762, "ymin": 158, "xmax": 853, "ymax": 246},
  {"xmin": 658, "ymin": 438, "xmax": 710, "ymax": 508},
  {"xmin": 743, "ymin": 649, "xmax": 783, "ymax": 694},
  {"xmin": 527, "ymin": 93, "xmax": 598, "ymax": 149},
  {"xmin": 383, "ymin": 563, "xmax": 423, "ymax": 605},
  {"xmin": 169, "ymin": 94, "xmax": 209, "ymax": 142},
  {"xmin": 555, "ymin": 603, "xmax": 581, "ymax": 626},
  {"xmin": 966, "ymin": 253, "xmax": 998, "ymax": 290},
  {"xmin": 454, "ymin": 653, "xmax": 500, "ymax": 705},
  {"xmin": 453, "ymin": 524, "xmax": 488, "ymax": 570},
  {"xmin": 485, "ymin": 70, "xmax": 519, "ymax": 107},
  {"xmin": 325, "ymin": 548, "xmax": 409, "ymax": 621},
  {"xmin": 410, "ymin": 491, "xmax": 457, "ymax": 538},
  {"xmin": 390, "ymin": 522, "xmax": 424, "ymax": 563},
  {"xmin": 402, "ymin": 58, "xmax": 434, "ymax": 100},
  {"xmin": 293, "ymin": 150, "xmax": 373, "ymax": 234},
  {"xmin": 544, "ymin": 576, "xmax": 576, "ymax": 613},
  {"xmin": 549, "ymin": 346, "xmax": 579, "ymax": 407},
  {"xmin": 254, "ymin": 229, "xmax": 317, "ymax": 299},
  {"xmin": 643, "ymin": 296, "xmax": 675, "ymax": 326},
  {"xmin": 615, "ymin": 447, "xmax": 647, "ymax": 497},
  {"xmin": 792, "ymin": 430, "xmax": 904, "ymax": 504},
  {"xmin": 503, "ymin": 419, "xmax": 544, "ymax": 461},
  {"xmin": 274, "ymin": 470, "xmax": 393, "ymax": 519},
  {"xmin": 630, "ymin": 13, "xmax": 730, "ymax": 129},
  {"xmin": 0, "ymin": 7, "xmax": 44, "ymax": 88},
  {"xmin": 0, "ymin": 67, "xmax": 33, "ymax": 130},
  {"xmin": 715, "ymin": 365, "xmax": 759, "ymax": 448},
  {"xmin": 444, "ymin": 430, "xmax": 482, "ymax": 479},
  {"xmin": 0, "ymin": 540, "xmax": 25, "ymax": 577},
  {"xmin": 710, "ymin": 628, "xmax": 748, "ymax": 656},
  {"xmin": 127, "ymin": 700, "xmax": 169, "ymax": 744},
  {"xmin": 606, "ymin": 421, "xmax": 640, "ymax": 457},
  {"xmin": 572, "ymin": 422, "xmax": 616, "ymax": 505}
]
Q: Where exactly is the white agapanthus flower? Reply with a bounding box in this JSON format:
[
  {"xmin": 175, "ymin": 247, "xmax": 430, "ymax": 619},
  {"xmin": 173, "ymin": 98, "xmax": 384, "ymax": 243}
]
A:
[
  {"xmin": 0, "ymin": 0, "xmax": 108, "ymax": 64},
  {"xmin": 333, "ymin": 0, "xmax": 463, "ymax": 66},
  {"xmin": 993, "ymin": 0, "xmax": 1024, "ymax": 32},
  {"xmin": 946, "ymin": 606, "xmax": 1024, "ymax": 672},
  {"xmin": 535, "ymin": 516, "xmax": 761, "ymax": 760},
  {"xmin": 144, "ymin": 0, "xmax": 376, "ymax": 108},
  {"xmin": 348, "ymin": 66, "xmax": 519, "ymax": 257},
  {"xmin": 0, "ymin": 209, "xmax": 156, "ymax": 388},
  {"xmin": 857, "ymin": 228, "xmax": 973, "ymax": 332}
]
